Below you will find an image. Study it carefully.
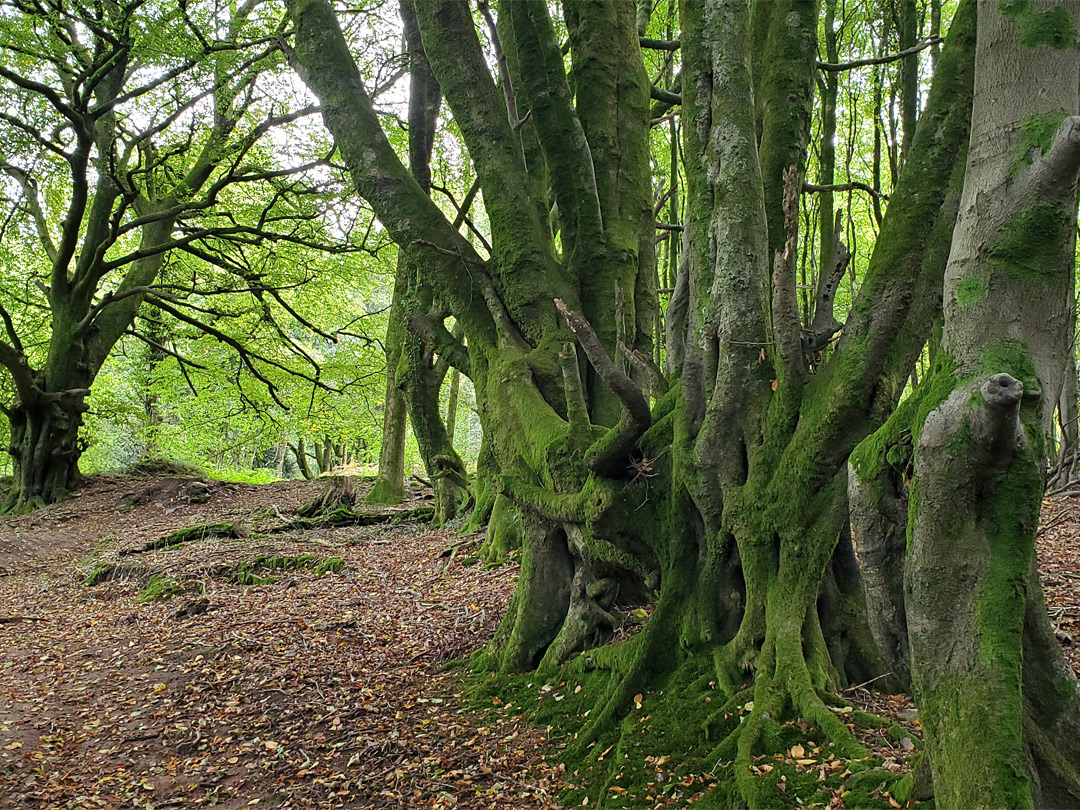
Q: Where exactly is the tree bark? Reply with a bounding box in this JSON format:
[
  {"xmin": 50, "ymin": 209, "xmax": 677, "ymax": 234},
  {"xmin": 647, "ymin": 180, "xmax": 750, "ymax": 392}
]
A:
[
  {"xmin": 288, "ymin": 1, "xmax": 990, "ymax": 805},
  {"xmin": 903, "ymin": 2, "xmax": 1080, "ymax": 805},
  {"xmin": 366, "ymin": 262, "xmax": 409, "ymax": 504}
]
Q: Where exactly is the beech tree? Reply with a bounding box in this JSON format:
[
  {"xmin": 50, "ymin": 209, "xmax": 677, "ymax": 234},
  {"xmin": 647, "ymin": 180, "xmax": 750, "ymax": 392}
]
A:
[
  {"xmin": 284, "ymin": 0, "xmax": 1078, "ymax": 804},
  {"xmin": 855, "ymin": 1, "xmax": 1080, "ymax": 806},
  {"xmin": 0, "ymin": 0, "xmax": 328, "ymax": 511}
]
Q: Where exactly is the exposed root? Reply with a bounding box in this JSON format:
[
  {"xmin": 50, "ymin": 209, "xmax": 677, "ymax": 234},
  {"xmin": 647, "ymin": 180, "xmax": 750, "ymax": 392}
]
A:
[{"xmin": 120, "ymin": 522, "xmax": 246, "ymax": 555}]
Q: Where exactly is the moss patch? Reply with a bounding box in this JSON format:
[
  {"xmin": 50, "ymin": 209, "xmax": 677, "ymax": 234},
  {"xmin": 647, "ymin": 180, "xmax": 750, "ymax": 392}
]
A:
[
  {"xmin": 228, "ymin": 555, "xmax": 344, "ymax": 586},
  {"xmin": 1011, "ymin": 109, "xmax": 1072, "ymax": 178},
  {"xmin": 988, "ymin": 203, "xmax": 1071, "ymax": 279},
  {"xmin": 978, "ymin": 339, "xmax": 1040, "ymax": 399},
  {"xmin": 851, "ymin": 352, "xmax": 961, "ymax": 482},
  {"xmin": 463, "ymin": 651, "xmax": 908, "ymax": 809},
  {"xmin": 284, "ymin": 505, "xmax": 435, "ymax": 530},
  {"xmin": 139, "ymin": 573, "xmax": 181, "ymax": 603},
  {"xmin": 121, "ymin": 522, "xmax": 246, "ymax": 555},
  {"xmin": 956, "ymin": 274, "xmax": 988, "ymax": 307},
  {"xmin": 998, "ymin": 0, "xmax": 1077, "ymax": 50}
]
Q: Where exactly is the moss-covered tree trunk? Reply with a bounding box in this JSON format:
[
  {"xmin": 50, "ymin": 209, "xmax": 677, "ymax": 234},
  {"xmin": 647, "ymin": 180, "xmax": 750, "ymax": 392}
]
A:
[
  {"xmin": 3, "ymin": 392, "xmax": 88, "ymax": 513},
  {"xmin": 900, "ymin": 2, "xmax": 1080, "ymax": 805},
  {"xmin": 288, "ymin": 0, "xmax": 999, "ymax": 805},
  {"xmin": 396, "ymin": 0, "xmax": 468, "ymax": 524}
]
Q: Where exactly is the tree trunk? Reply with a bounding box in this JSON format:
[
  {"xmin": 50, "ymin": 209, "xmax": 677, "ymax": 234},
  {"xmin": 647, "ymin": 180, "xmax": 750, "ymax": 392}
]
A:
[
  {"xmin": 445, "ymin": 367, "xmax": 460, "ymax": 446},
  {"xmin": 288, "ymin": 0, "xmax": 989, "ymax": 804},
  {"xmin": 366, "ymin": 263, "xmax": 409, "ymax": 504},
  {"xmin": 4, "ymin": 391, "xmax": 88, "ymax": 513},
  {"xmin": 901, "ymin": 2, "xmax": 1080, "ymax": 805},
  {"xmin": 396, "ymin": 0, "xmax": 468, "ymax": 524},
  {"xmin": 898, "ymin": 0, "xmax": 920, "ymax": 165},
  {"xmin": 293, "ymin": 436, "xmax": 315, "ymax": 480}
]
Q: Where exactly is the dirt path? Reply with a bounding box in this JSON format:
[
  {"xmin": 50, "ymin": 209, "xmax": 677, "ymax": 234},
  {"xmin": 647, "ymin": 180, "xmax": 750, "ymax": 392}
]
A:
[{"xmin": 0, "ymin": 475, "xmax": 563, "ymax": 810}]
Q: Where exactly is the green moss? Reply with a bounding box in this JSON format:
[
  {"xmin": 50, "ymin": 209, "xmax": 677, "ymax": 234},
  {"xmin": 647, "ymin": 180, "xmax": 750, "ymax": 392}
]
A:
[
  {"xmin": 852, "ymin": 710, "xmax": 891, "ymax": 730},
  {"xmin": 131, "ymin": 522, "xmax": 244, "ymax": 554},
  {"xmin": 913, "ymin": 414, "xmax": 1043, "ymax": 808},
  {"xmin": 230, "ymin": 555, "xmax": 344, "ymax": 586},
  {"xmin": 998, "ymin": 0, "xmax": 1076, "ymax": 49},
  {"xmin": 1011, "ymin": 109, "xmax": 1071, "ymax": 178},
  {"xmin": 139, "ymin": 573, "xmax": 181, "ymax": 602},
  {"xmin": 988, "ymin": 203, "xmax": 1071, "ymax": 279},
  {"xmin": 851, "ymin": 352, "xmax": 960, "ymax": 482},
  {"xmin": 955, "ymin": 274, "xmax": 988, "ymax": 307},
  {"xmin": 84, "ymin": 563, "xmax": 117, "ymax": 586},
  {"xmin": 978, "ymin": 339, "xmax": 1039, "ymax": 396}
]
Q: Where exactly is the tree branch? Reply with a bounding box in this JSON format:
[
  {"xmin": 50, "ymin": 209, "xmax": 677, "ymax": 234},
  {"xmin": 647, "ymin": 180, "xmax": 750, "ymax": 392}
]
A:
[
  {"xmin": 407, "ymin": 312, "xmax": 471, "ymax": 378},
  {"xmin": 640, "ymin": 37, "xmax": 679, "ymax": 51},
  {"xmin": 147, "ymin": 295, "xmax": 329, "ymax": 407},
  {"xmin": 772, "ymin": 166, "xmax": 806, "ymax": 381},
  {"xmin": 650, "ymin": 86, "xmax": 681, "ymax": 106},
  {"xmin": 1, "ymin": 164, "xmax": 58, "ymax": 263},
  {"xmin": 818, "ymin": 37, "xmax": 943, "ymax": 72},
  {"xmin": 620, "ymin": 344, "xmax": 669, "ymax": 395},
  {"xmin": 287, "ymin": 0, "xmax": 496, "ymax": 346},
  {"xmin": 555, "ymin": 299, "xmax": 651, "ymax": 477},
  {"xmin": 0, "ymin": 340, "xmax": 36, "ymax": 404},
  {"xmin": 124, "ymin": 328, "xmax": 209, "ymax": 371},
  {"xmin": 803, "ymin": 180, "xmax": 887, "ymax": 200},
  {"xmin": 1014, "ymin": 115, "xmax": 1080, "ymax": 203},
  {"xmin": 505, "ymin": 0, "xmax": 602, "ymax": 251},
  {"xmin": 804, "ymin": 210, "xmax": 849, "ymax": 354}
]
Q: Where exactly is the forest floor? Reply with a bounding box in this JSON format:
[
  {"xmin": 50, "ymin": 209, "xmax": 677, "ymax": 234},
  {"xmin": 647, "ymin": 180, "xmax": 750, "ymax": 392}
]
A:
[{"xmin": 0, "ymin": 471, "xmax": 1076, "ymax": 810}]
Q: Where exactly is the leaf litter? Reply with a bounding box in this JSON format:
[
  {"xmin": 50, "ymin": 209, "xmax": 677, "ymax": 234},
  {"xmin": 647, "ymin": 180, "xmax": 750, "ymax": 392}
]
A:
[
  {"xmin": 1, "ymin": 473, "xmax": 1077, "ymax": 810},
  {"xmin": 0, "ymin": 474, "xmax": 563, "ymax": 809}
]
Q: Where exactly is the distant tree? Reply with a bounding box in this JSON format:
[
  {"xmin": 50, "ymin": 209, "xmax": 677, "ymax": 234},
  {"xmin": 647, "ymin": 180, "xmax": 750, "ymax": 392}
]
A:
[{"xmin": 0, "ymin": 0, "xmax": 327, "ymax": 510}]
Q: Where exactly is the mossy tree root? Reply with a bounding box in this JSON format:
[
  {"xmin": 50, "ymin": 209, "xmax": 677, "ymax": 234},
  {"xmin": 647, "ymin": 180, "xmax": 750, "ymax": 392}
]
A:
[{"xmin": 120, "ymin": 522, "xmax": 246, "ymax": 555}]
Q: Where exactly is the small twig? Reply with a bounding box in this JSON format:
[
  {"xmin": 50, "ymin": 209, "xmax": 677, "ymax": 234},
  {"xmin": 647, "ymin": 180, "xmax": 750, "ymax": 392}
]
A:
[
  {"xmin": 1036, "ymin": 511, "xmax": 1069, "ymax": 537},
  {"xmin": 842, "ymin": 671, "xmax": 893, "ymax": 694}
]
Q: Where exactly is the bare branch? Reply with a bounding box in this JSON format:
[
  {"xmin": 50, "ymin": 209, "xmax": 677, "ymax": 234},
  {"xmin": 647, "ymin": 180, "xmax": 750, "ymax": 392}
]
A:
[
  {"xmin": 0, "ymin": 164, "xmax": 57, "ymax": 262},
  {"xmin": 818, "ymin": 37, "xmax": 942, "ymax": 72},
  {"xmin": 0, "ymin": 65, "xmax": 82, "ymax": 127},
  {"xmin": 619, "ymin": 343, "xmax": 669, "ymax": 395},
  {"xmin": 803, "ymin": 180, "xmax": 887, "ymax": 200},
  {"xmin": 640, "ymin": 37, "xmax": 679, "ymax": 51},
  {"xmin": 124, "ymin": 328, "xmax": 209, "ymax": 371},
  {"xmin": 148, "ymin": 296, "xmax": 319, "ymax": 409}
]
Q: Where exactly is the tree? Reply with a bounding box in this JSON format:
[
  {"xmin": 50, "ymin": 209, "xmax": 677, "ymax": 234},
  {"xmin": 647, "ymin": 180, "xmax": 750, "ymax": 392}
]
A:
[
  {"xmin": 289, "ymin": 0, "xmax": 1079, "ymax": 804},
  {"xmin": 862, "ymin": 1, "xmax": 1080, "ymax": 805},
  {"xmin": 0, "ymin": 0, "xmax": 325, "ymax": 511}
]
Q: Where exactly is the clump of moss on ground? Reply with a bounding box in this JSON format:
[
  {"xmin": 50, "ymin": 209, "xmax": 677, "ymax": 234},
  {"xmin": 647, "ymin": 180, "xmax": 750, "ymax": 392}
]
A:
[
  {"xmin": 229, "ymin": 555, "xmax": 344, "ymax": 586},
  {"xmin": 139, "ymin": 573, "xmax": 181, "ymax": 602}
]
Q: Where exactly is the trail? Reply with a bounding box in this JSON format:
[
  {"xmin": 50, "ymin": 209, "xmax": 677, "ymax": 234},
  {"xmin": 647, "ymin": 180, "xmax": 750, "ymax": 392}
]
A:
[{"xmin": 0, "ymin": 473, "xmax": 561, "ymax": 809}]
